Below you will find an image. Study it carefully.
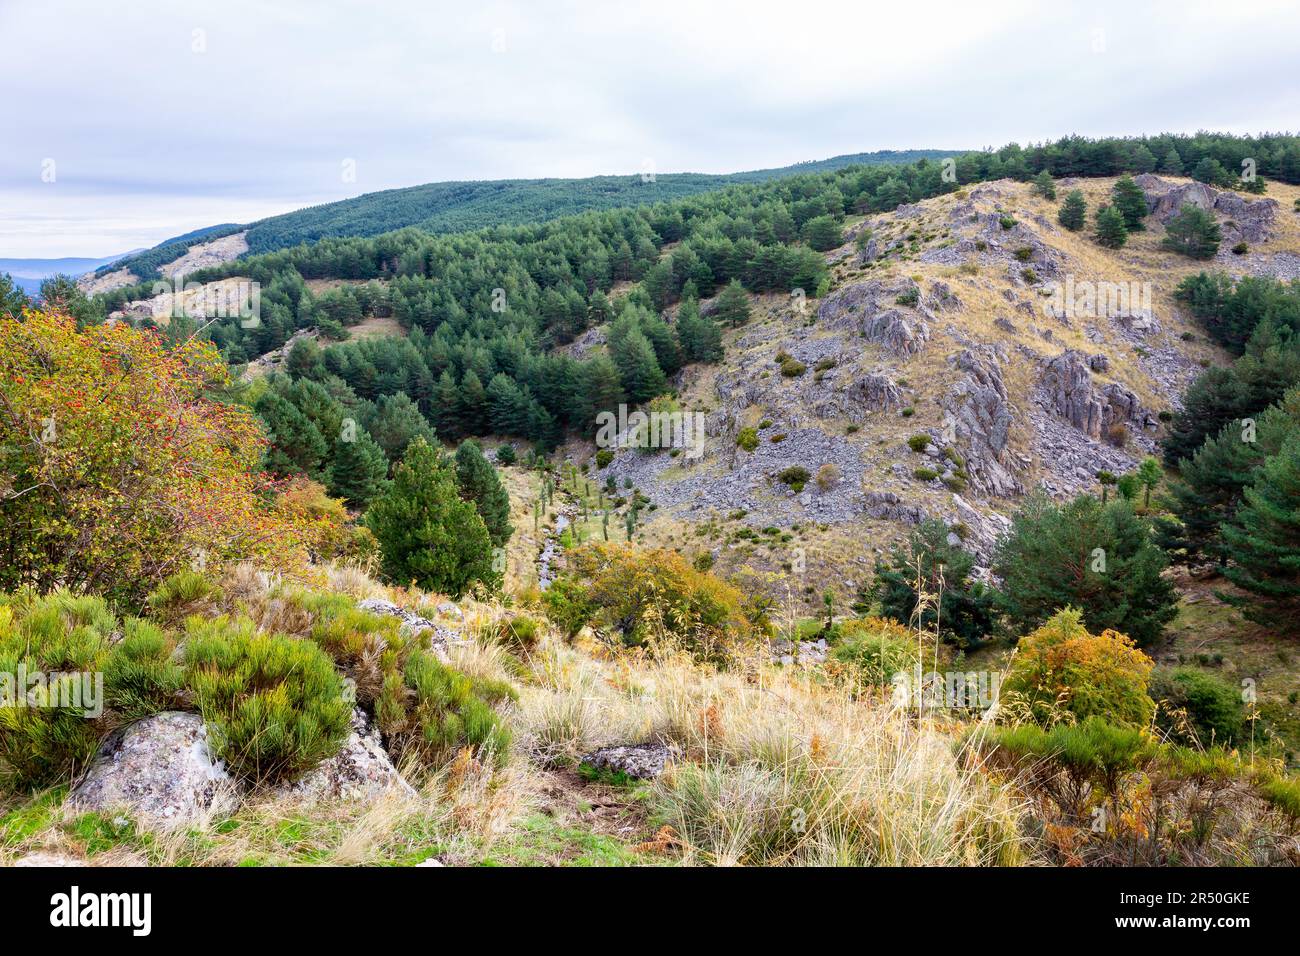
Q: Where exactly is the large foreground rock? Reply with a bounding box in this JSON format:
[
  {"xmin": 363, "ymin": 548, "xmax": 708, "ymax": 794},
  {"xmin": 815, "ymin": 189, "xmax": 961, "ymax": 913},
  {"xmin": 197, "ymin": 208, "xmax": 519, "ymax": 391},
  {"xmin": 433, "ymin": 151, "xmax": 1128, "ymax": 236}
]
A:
[
  {"xmin": 275, "ymin": 709, "xmax": 415, "ymax": 805},
  {"xmin": 581, "ymin": 742, "xmax": 676, "ymax": 780},
  {"xmin": 68, "ymin": 712, "xmax": 241, "ymax": 830}
]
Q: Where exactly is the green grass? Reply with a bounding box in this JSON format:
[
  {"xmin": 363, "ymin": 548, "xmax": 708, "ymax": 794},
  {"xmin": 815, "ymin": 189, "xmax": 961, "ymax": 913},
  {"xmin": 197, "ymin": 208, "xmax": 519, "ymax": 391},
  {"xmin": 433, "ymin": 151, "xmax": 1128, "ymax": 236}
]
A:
[{"xmin": 477, "ymin": 813, "xmax": 667, "ymax": 867}]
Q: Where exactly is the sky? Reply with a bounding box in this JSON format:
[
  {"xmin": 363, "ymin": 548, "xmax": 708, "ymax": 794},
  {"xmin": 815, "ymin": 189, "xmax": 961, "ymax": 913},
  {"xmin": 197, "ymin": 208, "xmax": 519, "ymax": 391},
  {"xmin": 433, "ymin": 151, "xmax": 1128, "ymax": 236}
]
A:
[{"xmin": 3, "ymin": 0, "xmax": 1299, "ymax": 257}]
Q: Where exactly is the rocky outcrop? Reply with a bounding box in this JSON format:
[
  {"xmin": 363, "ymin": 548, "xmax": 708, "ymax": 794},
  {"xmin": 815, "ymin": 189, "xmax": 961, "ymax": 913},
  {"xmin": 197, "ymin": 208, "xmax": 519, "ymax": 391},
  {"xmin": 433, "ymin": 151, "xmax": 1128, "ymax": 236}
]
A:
[
  {"xmin": 863, "ymin": 490, "xmax": 926, "ymax": 524},
  {"xmin": 812, "ymin": 372, "xmax": 904, "ymax": 421},
  {"xmin": 1135, "ymin": 174, "xmax": 1277, "ymax": 245},
  {"xmin": 68, "ymin": 712, "xmax": 241, "ymax": 830},
  {"xmin": 1038, "ymin": 350, "xmax": 1147, "ymax": 439},
  {"xmin": 275, "ymin": 708, "xmax": 414, "ymax": 806},
  {"xmin": 581, "ymin": 742, "xmax": 675, "ymax": 780},
  {"xmin": 942, "ymin": 349, "xmax": 1022, "ymax": 497},
  {"xmin": 865, "ymin": 309, "xmax": 929, "ymax": 357}
]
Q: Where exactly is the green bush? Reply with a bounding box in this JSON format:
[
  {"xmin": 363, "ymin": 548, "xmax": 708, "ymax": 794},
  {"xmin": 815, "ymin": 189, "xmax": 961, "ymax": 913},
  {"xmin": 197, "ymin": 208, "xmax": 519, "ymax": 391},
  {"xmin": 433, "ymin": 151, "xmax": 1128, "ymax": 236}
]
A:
[
  {"xmin": 1150, "ymin": 667, "xmax": 1245, "ymax": 746},
  {"xmin": 913, "ymin": 467, "xmax": 939, "ymax": 481},
  {"xmin": 377, "ymin": 649, "xmax": 515, "ymax": 769},
  {"xmin": 594, "ymin": 449, "xmax": 614, "ymax": 469},
  {"xmin": 103, "ymin": 618, "xmax": 185, "ymax": 721},
  {"xmin": 829, "ymin": 618, "xmax": 919, "ymax": 688},
  {"xmin": 146, "ymin": 571, "xmax": 221, "ymax": 625},
  {"xmin": 779, "ymin": 358, "xmax": 807, "ymax": 377},
  {"xmin": 184, "ymin": 616, "xmax": 352, "ymax": 785},
  {"xmin": 0, "ymin": 592, "xmax": 115, "ymax": 791},
  {"xmin": 497, "ymin": 614, "xmax": 542, "ymax": 652},
  {"xmin": 778, "ymin": 466, "xmax": 811, "ymax": 492},
  {"xmin": 736, "ymin": 427, "xmax": 759, "ymax": 453},
  {"xmin": 907, "ymin": 434, "xmax": 931, "ymax": 453},
  {"xmin": 495, "ymin": 445, "xmax": 517, "ymax": 466},
  {"xmin": 988, "ymin": 717, "xmax": 1157, "ymax": 799}
]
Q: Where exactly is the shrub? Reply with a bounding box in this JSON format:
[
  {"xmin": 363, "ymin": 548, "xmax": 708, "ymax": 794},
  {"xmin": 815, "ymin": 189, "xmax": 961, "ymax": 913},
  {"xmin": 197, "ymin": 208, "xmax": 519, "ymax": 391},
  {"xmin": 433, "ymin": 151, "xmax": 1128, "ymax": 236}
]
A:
[
  {"xmin": 308, "ymin": 604, "xmax": 403, "ymax": 703},
  {"xmin": 495, "ymin": 444, "xmax": 517, "ymax": 466},
  {"xmin": 103, "ymin": 618, "xmax": 185, "ymax": 721},
  {"xmin": 146, "ymin": 571, "xmax": 221, "ymax": 626},
  {"xmin": 779, "ymin": 357, "xmax": 807, "ymax": 377},
  {"xmin": 497, "ymin": 614, "xmax": 542, "ymax": 652},
  {"xmin": 376, "ymin": 648, "xmax": 515, "ymax": 769},
  {"xmin": 1001, "ymin": 609, "xmax": 1155, "ymax": 728},
  {"xmin": 894, "ymin": 287, "xmax": 920, "ymax": 307},
  {"xmin": 778, "ymin": 466, "xmax": 811, "ymax": 492},
  {"xmin": 988, "ymin": 716, "xmax": 1157, "ymax": 802},
  {"xmin": 0, "ymin": 592, "xmax": 115, "ymax": 791},
  {"xmin": 541, "ymin": 576, "xmax": 597, "ymax": 640},
  {"xmin": 554, "ymin": 544, "xmax": 764, "ymax": 665},
  {"xmin": 999, "ymin": 215, "xmax": 1017, "ymax": 230},
  {"xmin": 814, "ymin": 462, "xmax": 841, "ymax": 491},
  {"xmin": 829, "ymin": 618, "xmax": 921, "ymax": 689},
  {"xmin": 1013, "ymin": 246, "xmax": 1034, "ymax": 262},
  {"xmin": 907, "ymin": 434, "xmax": 931, "ymax": 453},
  {"xmin": 769, "ymin": 433, "xmax": 787, "ymax": 443},
  {"xmin": 184, "ymin": 616, "xmax": 352, "ymax": 785},
  {"xmin": 736, "ymin": 427, "xmax": 759, "ymax": 453},
  {"xmin": 1232, "ymin": 241, "xmax": 1249, "ymax": 255},
  {"xmin": 901, "ymin": 406, "xmax": 915, "ymax": 417},
  {"xmin": 594, "ymin": 449, "xmax": 614, "ymax": 469},
  {"xmin": 1149, "ymin": 667, "xmax": 1245, "ymax": 746},
  {"xmin": 913, "ymin": 467, "xmax": 939, "ymax": 481},
  {"xmin": 0, "ymin": 310, "xmax": 315, "ymax": 605}
]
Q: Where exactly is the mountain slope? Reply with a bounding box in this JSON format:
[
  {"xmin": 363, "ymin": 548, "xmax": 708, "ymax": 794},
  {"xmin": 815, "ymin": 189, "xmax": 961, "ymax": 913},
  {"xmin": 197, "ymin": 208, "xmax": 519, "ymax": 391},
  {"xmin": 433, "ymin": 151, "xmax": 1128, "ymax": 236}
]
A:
[{"xmin": 85, "ymin": 149, "xmax": 962, "ymax": 289}]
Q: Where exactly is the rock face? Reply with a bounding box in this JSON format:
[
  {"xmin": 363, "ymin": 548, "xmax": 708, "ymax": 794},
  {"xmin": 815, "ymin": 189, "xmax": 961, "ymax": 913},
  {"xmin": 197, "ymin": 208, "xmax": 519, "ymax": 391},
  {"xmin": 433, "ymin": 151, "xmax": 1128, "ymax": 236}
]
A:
[
  {"xmin": 1038, "ymin": 350, "xmax": 1146, "ymax": 439},
  {"xmin": 276, "ymin": 709, "xmax": 414, "ymax": 806},
  {"xmin": 1135, "ymin": 174, "xmax": 1277, "ymax": 245},
  {"xmin": 581, "ymin": 742, "xmax": 675, "ymax": 780},
  {"xmin": 943, "ymin": 349, "xmax": 1022, "ymax": 497},
  {"xmin": 865, "ymin": 308, "xmax": 929, "ymax": 357},
  {"xmin": 68, "ymin": 712, "xmax": 241, "ymax": 829}
]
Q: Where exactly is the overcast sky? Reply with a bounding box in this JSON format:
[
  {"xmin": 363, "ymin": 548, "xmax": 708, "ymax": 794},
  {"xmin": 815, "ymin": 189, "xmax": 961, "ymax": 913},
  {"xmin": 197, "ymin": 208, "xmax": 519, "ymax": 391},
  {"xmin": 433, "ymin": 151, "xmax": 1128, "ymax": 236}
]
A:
[{"xmin": 3, "ymin": 0, "xmax": 1298, "ymax": 257}]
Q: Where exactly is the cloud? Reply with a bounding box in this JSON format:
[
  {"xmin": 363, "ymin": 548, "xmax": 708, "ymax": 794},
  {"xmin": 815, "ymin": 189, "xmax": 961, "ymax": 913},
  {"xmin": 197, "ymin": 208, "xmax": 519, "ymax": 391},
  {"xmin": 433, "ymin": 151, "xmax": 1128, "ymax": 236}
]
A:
[{"xmin": 1, "ymin": 0, "xmax": 1297, "ymax": 256}]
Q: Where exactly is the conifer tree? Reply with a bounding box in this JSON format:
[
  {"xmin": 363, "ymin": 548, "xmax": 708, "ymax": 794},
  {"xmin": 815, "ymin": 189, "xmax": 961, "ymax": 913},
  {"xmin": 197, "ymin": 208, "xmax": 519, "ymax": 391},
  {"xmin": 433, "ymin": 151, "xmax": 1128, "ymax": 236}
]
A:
[
  {"xmin": 611, "ymin": 328, "xmax": 667, "ymax": 403},
  {"xmin": 1032, "ymin": 169, "xmax": 1056, "ymax": 200},
  {"xmin": 1111, "ymin": 175, "xmax": 1148, "ymax": 231},
  {"xmin": 328, "ymin": 430, "xmax": 390, "ymax": 508},
  {"xmin": 1160, "ymin": 148, "xmax": 1184, "ymax": 176},
  {"xmin": 365, "ymin": 438, "xmax": 497, "ymax": 596},
  {"xmin": 1094, "ymin": 203, "xmax": 1129, "ymax": 249},
  {"xmin": 1057, "ymin": 190, "xmax": 1087, "ymax": 231},
  {"xmin": 1220, "ymin": 436, "xmax": 1300, "ymax": 628},
  {"xmin": 454, "ymin": 439, "xmax": 513, "ymax": 547},
  {"xmin": 1161, "ymin": 204, "xmax": 1222, "ymax": 260},
  {"xmin": 712, "ymin": 279, "xmax": 752, "ymax": 328}
]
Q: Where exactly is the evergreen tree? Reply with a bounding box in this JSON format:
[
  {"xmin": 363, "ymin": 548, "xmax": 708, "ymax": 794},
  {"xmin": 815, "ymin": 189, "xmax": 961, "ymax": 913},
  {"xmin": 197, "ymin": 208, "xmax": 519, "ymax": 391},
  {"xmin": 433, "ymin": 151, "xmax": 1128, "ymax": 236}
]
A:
[
  {"xmin": 1057, "ymin": 190, "xmax": 1087, "ymax": 231},
  {"xmin": 712, "ymin": 279, "xmax": 751, "ymax": 328},
  {"xmin": 327, "ymin": 430, "xmax": 390, "ymax": 508},
  {"xmin": 573, "ymin": 354, "xmax": 625, "ymax": 431},
  {"xmin": 1111, "ymin": 175, "xmax": 1148, "ymax": 230},
  {"xmin": 1135, "ymin": 456, "xmax": 1163, "ymax": 510},
  {"xmin": 364, "ymin": 438, "xmax": 497, "ymax": 596},
  {"xmin": 992, "ymin": 493, "xmax": 1178, "ymax": 646},
  {"xmin": 254, "ymin": 392, "xmax": 329, "ymax": 479},
  {"xmin": 1032, "ymin": 169, "xmax": 1056, "ymax": 200},
  {"xmin": 610, "ymin": 328, "xmax": 667, "ymax": 403},
  {"xmin": 365, "ymin": 391, "xmax": 437, "ymax": 463},
  {"xmin": 1094, "ymin": 203, "xmax": 1129, "ymax": 249},
  {"xmin": 675, "ymin": 297, "xmax": 723, "ymax": 363},
  {"xmin": 1160, "ymin": 148, "xmax": 1184, "ymax": 176},
  {"xmin": 1129, "ymin": 143, "xmax": 1158, "ymax": 174},
  {"xmin": 860, "ymin": 519, "xmax": 997, "ymax": 646},
  {"xmin": 454, "ymin": 439, "xmax": 513, "ymax": 547},
  {"xmin": 1191, "ymin": 156, "xmax": 1231, "ymax": 187},
  {"xmin": 1162, "ymin": 204, "xmax": 1222, "ymax": 260},
  {"xmin": 459, "ymin": 369, "xmax": 490, "ymax": 435},
  {"xmin": 1220, "ymin": 435, "xmax": 1300, "ymax": 629},
  {"xmin": 801, "ymin": 215, "xmax": 843, "ymax": 251},
  {"xmin": 0, "ymin": 273, "xmax": 28, "ymax": 319}
]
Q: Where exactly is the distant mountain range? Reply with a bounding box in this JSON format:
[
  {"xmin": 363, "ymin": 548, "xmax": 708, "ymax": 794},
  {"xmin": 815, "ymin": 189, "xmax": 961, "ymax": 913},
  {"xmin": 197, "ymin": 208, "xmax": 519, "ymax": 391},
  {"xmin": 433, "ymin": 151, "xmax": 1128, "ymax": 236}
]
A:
[{"xmin": 0, "ymin": 252, "xmax": 144, "ymax": 295}]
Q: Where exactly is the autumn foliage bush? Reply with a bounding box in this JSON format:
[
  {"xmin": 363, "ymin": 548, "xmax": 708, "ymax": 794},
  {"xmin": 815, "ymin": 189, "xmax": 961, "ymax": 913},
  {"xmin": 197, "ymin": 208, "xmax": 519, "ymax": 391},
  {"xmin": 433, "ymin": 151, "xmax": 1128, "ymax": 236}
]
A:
[
  {"xmin": 545, "ymin": 543, "xmax": 766, "ymax": 665},
  {"xmin": 1000, "ymin": 608, "xmax": 1155, "ymax": 728},
  {"xmin": 0, "ymin": 310, "xmax": 323, "ymax": 604}
]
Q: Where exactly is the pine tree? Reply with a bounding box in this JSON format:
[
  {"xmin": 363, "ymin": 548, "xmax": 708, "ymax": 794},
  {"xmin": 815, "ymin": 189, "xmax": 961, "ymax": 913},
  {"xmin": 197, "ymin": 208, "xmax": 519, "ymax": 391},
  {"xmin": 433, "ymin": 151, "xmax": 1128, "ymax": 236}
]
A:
[
  {"xmin": 993, "ymin": 493, "xmax": 1178, "ymax": 646},
  {"xmin": 675, "ymin": 297, "xmax": 723, "ymax": 363},
  {"xmin": 1111, "ymin": 175, "xmax": 1148, "ymax": 231},
  {"xmin": 1094, "ymin": 203, "xmax": 1129, "ymax": 249},
  {"xmin": 1135, "ymin": 456, "xmax": 1163, "ymax": 510},
  {"xmin": 573, "ymin": 354, "xmax": 624, "ymax": 430},
  {"xmin": 1161, "ymin": 204, "xmax": 1222, "ymax": 260},
  {"xmin": 1057, "ymin": 190, "xmax": 1087, "ymax": 231},
  {"xmin": 255, "ymin": 392, "xmax": 329, "ymax": 479},
  {"xmin": 1220, "ymin": 435, "xmax": 1300, "ymax": 628},
  {"xmin": 1032, "ymin": 169, "xmax": 1056, "ymax": 200},
  {"xmin": 365, "ymin": 391, "xmax": 437, "ymax": 463},
  {"xmin": 801, "ymin": 215, "xmax": 843, "ymax": 251},
  {"xmin": 364, "ymin": 438, "xmax": 497, "ymax": 596},
  {"xmin": 454, "ymin": 439, "xmax": 513, "ymax": 547},
  {"xmin": 1129, "ymin": 143, "xmax": 1158, "ymax": 174},
  {"xmin": 327, "ymin": 430, "xmax": 390, "ymax": 508},
  {"xmin": 611, "ymin": 328, "xmax": 666, "ymax": 403},
  {"xmin": 1160, "ymin": 148, "xmax": 1184, "ymax": 176},
  {"xmin": 712, "ymin": 279, "xmax": 752, "ymax": 328}
]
